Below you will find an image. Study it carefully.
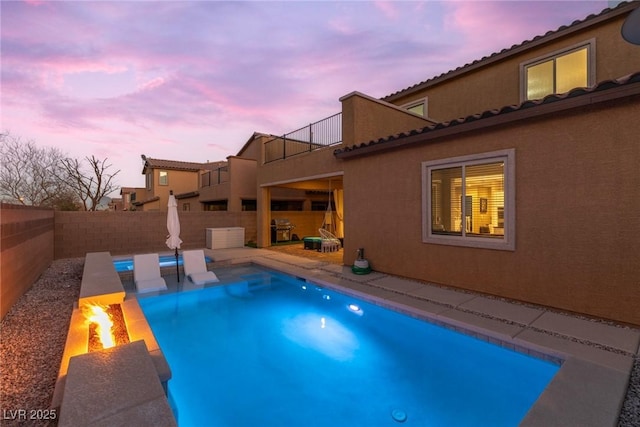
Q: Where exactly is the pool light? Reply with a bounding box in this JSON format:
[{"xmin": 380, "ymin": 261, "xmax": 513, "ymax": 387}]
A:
[{"xmin": 348, "ymin": 304, "xmax": 364, "ymax": 316}]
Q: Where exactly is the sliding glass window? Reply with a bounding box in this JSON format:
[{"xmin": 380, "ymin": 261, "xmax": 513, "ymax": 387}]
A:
[
  {"xmin": 423, "ymin": 149, "xmax": 515, "ymax": 250},
  {"xmin": 521, "ymin": 40, "xmax": 594, "ymax": 101}
]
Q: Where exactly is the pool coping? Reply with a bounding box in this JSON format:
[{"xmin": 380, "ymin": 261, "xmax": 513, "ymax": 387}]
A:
[{"xmin": 200, "ymin": 247, "xmax": 639, "ymax": 427}]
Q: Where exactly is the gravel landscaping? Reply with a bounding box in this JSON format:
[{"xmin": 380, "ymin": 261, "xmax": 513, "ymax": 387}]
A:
[
  {"xmin": 1, "ymin": 257, "xmax": 638, "ymax": 426},
  {"xmin": 0, "ymin": 258, "xmax": 82, "ymax": 427}
]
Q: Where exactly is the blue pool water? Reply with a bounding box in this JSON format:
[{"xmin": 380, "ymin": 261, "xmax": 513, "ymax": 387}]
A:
[
  {"xmin": 112, "ymin": 255, "xmax": 212, "ymax": 272},
  {"xmin": 138, "ymin": 267, "xmax": 559, "ymax": 427}
]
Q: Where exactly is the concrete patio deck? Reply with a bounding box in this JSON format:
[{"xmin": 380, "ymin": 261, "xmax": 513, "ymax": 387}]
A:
[{"xmin": 124, "ymin": 247, "xmax": 638, "ymax": 426}]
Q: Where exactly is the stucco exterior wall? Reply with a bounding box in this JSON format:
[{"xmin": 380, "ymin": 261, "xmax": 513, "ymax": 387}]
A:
[
  {"xmin": 389, "ymin": 11, "xmax": 640, "ymax": 122},
  {"xmin": 1, "ymin": 204, "xmax": 54, "ymax": 319},
  {"xmin": 341, "ymin": 96, "xmax": 640, "ymax": 326},
  {"xmin": 268, "ymin": 211, "xmax": 326, "ymax": 242},
  {"xmin": 229, "ymin": 156, "xmax": 257, "ymax": 212},
  {"xmin": 258, "ymin": 145, "xmax": 343, "ymax": 186},
  {"xmin": 340, "ymin": 92, "xmax": 433, "ymax": 146},
  {"xmin": 198, "ymin": 181, "xmax": 231, "ymax": 204},
  {"xmin": 139, "ymin": 168, "xmax": 200, "ymax": 211}
]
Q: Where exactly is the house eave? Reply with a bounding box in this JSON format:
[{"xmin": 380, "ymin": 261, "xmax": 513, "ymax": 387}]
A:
[
  {"xmin": 383, "ymin": 1, "xmax": 639, "ymax": 103},
  {"xmin": 131, "ymin": 196, "xmax": 160, "ymax": 206},
  {"xmin": 336, "ymin": 75, "xmax": 640, "ymax": 160}
]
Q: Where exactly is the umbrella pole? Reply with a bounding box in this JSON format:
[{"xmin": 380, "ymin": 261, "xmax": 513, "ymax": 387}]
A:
[{"xmin": 175, "ymin": 248, "xmax": 180, "ymax": 282}]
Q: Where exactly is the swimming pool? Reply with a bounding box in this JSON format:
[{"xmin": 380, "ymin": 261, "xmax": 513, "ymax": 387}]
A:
[
  {"xmin": 138, "ymin": 266, "xmax": 559, "ymax": 426},
  {"xmin": 112, "ymin": 254, "xmax": 212, "ymax": 272}
]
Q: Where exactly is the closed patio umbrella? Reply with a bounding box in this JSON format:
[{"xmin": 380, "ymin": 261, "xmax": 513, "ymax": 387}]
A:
[{"xmin": 166, "ymin": 190, "xmax": 182, "ymax": 282}]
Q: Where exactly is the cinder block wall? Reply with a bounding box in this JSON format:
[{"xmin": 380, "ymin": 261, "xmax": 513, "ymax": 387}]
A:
[
  {"xmin": 54, "ymin": 211, "xmax": 258, "ymax": 259},
  {"xmin": 1, "ymin": 203, "xmax": 55, "ymax": 319}
]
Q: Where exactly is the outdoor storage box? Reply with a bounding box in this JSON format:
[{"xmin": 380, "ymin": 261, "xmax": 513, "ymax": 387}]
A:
[{"xmin": 206, "ymin": 227, "xmax": 245, "ymax": 249}]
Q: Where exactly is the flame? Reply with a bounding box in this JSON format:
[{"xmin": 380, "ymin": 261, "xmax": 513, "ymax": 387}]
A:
[{"xmin": 84, "ymin": 304, "xmax": 115, "ymax": 349}]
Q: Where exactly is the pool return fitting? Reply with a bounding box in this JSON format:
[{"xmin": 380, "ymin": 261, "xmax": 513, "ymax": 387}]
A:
[
  {"xmin": 391, "ymin": 408, "xmax": 407, "ymax": 423},
  {"xmin": 352, "ymin": 248, "xmax": 372, "ymax": 275}
]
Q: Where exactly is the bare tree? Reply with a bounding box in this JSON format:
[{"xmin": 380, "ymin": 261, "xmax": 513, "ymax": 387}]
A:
[
  {"xmin": 0, "ymin": 131, "xmax": 74, "ymax": 208},
  {"xmin": 60, "ymin": 155, "xmax": 120, "ymax": 211}
]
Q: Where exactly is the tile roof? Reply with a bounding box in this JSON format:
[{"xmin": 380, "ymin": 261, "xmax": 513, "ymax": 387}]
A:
[
  {"xmin": 382, "ymin": 1, "xmax": 639, "ymax": 102},
  {"xmin": 132, "ymin": 196, "xmax": 160, "ymax": 206},
  {"xmin": 335, "ymin": 71, "xmax": 640, "ymax": 159}
]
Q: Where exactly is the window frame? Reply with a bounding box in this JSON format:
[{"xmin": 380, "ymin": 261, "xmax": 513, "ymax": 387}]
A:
[
  {"xmin": 401, "ymin": 97, "xmax": 428, "ymax": 117},
  {"xmin": 159, "ymin": 170, "xmax": 169, "ymax": 186},
  {"xmin": 422, "ymin": 149, "xmax": 516, "ymax": 251},
  {"xmin": 519, "ymin": 39, "xmax": 596, "ymax": 102}
]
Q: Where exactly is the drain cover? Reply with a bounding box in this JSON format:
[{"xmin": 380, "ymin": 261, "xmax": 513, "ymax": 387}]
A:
[{"xmin": 391, "ymin": 409, "xmax": 407, "ymax": 423}]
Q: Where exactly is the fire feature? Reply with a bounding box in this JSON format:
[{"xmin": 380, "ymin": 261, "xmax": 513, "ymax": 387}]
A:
[{"xmin": 83, "ymin": 304, "xmax": 130, "ymax": 351}]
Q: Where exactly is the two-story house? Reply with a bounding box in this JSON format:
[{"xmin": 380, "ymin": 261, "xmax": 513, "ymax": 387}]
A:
[
  {"xmin": 255, "ymin": 1, "xmax": 640, "ymax": 325},
  {"xmin": 132, "ymin": 155, "xmax": 226, "ymax": 211}
]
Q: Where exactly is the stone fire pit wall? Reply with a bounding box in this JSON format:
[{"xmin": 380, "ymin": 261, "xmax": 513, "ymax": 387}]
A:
[{"xmin": 52, "ymin": 252, "xmax": 175, "ymax": 426}]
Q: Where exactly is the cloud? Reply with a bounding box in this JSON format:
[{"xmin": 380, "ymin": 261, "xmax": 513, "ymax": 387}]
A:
[{"xmin": 1, "ymin": 0, "xmax": 610, "ymax": 189}]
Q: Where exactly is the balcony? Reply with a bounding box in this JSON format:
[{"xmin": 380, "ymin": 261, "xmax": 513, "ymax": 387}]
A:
[
  {"xmin": 264, "ymin": 112, "xmax": 342, "ymax": 163},
  {"xmin": 201, "ymin": 165, "xmax": 229, "ymax": 187}
]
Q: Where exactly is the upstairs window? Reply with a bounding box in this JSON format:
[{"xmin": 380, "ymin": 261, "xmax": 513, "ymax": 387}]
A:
[
  {"xmin": 521, "ymin": 40, "xmax": 594, "ymax": 101},
  {"xmin": 402, "ymin": 97, "xmax": 427, "ymax": 117},
  {"xmin": 159, "ymin": 170, "xmax": 168, "ymax": 186},
  {"xmin": 422, "ymin": 149, "xmax": 515, "ymax": 251}
]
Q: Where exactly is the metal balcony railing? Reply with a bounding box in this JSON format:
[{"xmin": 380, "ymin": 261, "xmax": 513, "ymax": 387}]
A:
[
  {"xmin": 264, "ymin": 112, "xmax": 342, "ymax": 163},
  {"xmin": 201, "ymin": 165, "xmax": 229, "ymax": 188}
]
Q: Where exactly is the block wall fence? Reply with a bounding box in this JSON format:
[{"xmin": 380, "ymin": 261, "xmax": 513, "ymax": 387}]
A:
[
  {"xmin": 53, "ymin": 211, "xmax": 258, "ymax": 259},
  {"xmin": 1, "ymin": 206, "xmax": 258, "ymax": 319},
  {"xmin": 1, "ymin": 203, "xmax": 55, "ymax": 319}
]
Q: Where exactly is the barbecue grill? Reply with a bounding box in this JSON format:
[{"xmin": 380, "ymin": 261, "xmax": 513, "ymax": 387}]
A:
[{"xmin": 271, "ymin": 219, "xmax": 295, "ymax": 243}]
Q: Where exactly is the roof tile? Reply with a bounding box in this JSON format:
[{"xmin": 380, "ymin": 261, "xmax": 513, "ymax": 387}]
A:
[
  {"xmin": 335, "ymin": 71, "xmax": 640, "ymax": 157},
  {"xmin": 382, "ymin": 2, "xmax": 635, "ymax": 101}
]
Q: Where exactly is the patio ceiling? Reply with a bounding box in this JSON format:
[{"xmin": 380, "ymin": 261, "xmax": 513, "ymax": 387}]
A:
[{"xmin": 269, "ymin": 176, "xmax": 343, "ymax": 192}]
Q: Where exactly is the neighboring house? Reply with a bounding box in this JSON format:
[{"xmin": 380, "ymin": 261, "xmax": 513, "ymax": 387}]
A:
[
  {"xmin": 133, "ymin": 155, "xmax": 226, "ymax": 212},
  {"xmin": 107, "ymin": 197, "xmax": 123, "ymax": 211},
  {"xmin": 119, "ymin": 187, "xmax": 143, "ymax": 211},
  {"xmin": 129, "ymin": 140, "xmax": 334, "ymax": 236},
  {"xmin": 256, "ymin": 1, "xmax": 640, "ymax": 325}
]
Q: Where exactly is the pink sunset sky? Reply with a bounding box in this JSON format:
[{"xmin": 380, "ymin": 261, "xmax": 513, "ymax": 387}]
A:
[{"xmin": 1, "ymin": 0, "xmax": 613, "ymax": 193}]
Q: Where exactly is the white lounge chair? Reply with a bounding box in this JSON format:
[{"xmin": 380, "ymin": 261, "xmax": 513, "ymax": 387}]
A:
[
  {"xmin": 183, "ymin": 249, "xmax": 219, "ymax": 285},
  {"xmin": 133, "ymin": 253, "xmax": 168, "ymax": 293},
  {"xmin": 319, "ymin": 228, "xmax": 341, "ymax": 253}
]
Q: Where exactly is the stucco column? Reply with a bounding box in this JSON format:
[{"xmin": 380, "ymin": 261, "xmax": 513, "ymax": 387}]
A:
[{"xmin": 257, "ymin": 186, "xmax": 271, "ymax": 248}]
